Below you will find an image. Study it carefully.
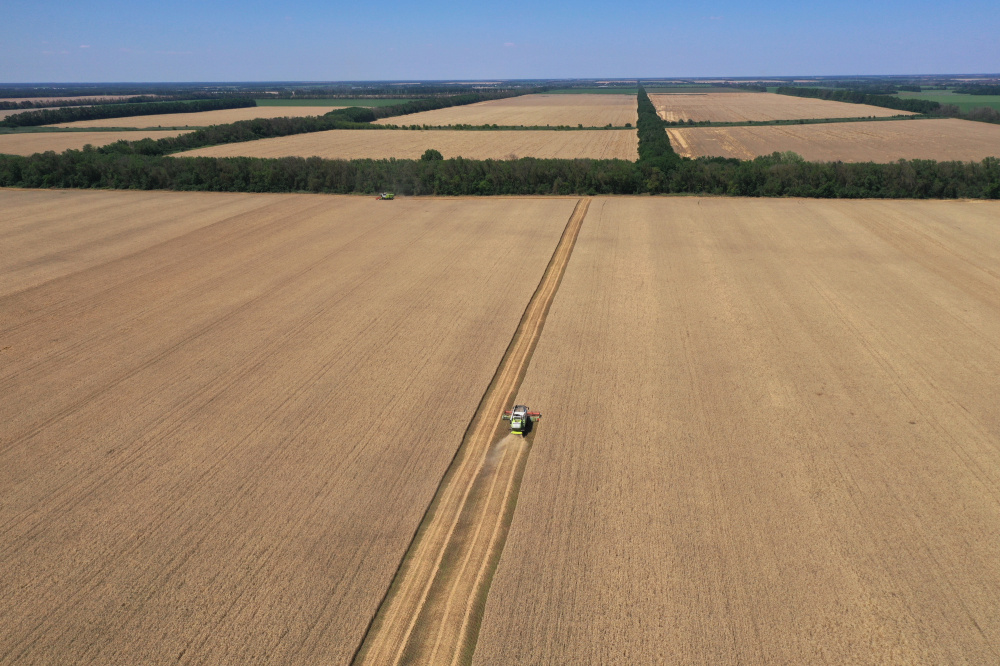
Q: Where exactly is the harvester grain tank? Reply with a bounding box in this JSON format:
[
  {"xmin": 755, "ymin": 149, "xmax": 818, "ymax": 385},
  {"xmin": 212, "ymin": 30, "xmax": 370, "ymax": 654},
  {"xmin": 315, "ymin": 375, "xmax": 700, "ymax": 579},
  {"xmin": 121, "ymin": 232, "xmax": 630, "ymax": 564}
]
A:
[{"xmin": 502, "ymin": 405, "xmax": 541, "ymax": 435}]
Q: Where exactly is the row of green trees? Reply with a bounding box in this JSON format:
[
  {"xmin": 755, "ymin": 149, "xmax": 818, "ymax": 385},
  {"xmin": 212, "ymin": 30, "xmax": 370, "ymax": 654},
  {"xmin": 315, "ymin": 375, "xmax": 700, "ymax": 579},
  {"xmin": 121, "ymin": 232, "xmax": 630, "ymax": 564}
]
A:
[
  {"xmin": 635, "ymin": 86, "xmax": 680, "ymax": 172},
  {"xmin": 2, "ymin": 148, "xmax": 995, "ymax": 198},
  {"xmin": 775, "ymin": 87, "xmax": 940, "ymax": 114},
  {"xmin": 954, "ymin": 85, "xmax": 1000, "ymax": 95},
  {"xmin": 0, "ymin": 98, "xmax": 257, "ymax": 127}
]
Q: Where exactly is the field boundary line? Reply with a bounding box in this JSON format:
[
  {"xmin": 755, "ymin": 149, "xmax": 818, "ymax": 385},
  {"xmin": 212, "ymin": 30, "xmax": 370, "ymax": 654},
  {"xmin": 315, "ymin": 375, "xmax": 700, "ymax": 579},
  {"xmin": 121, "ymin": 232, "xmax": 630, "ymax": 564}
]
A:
[{"xmin": 352, "ymin": 198, "xmax": 590, "ymax": 666}]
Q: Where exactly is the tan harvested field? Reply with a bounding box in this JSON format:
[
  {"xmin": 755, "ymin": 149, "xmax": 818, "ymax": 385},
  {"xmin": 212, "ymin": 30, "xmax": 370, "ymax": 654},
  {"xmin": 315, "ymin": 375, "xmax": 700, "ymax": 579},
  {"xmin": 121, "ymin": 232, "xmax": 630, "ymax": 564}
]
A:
[
  {"xmin": 373, "ymin": 94, "xmax": 637, "ymax": 127},
  {"xmin": 666, "ymin": 118, "xmax": 1000, "ymax": 162},
  {"xmin": 476, "ymin": 197, "xmax": 1000, "ymax": 664},
  {"xmin": 651, "ymin": 92, "xmax": 915, "ymax": 122},
  {"xmin": 51, "ymin": 106, "xmax": 336, "ymax": 128},
  {"xmin": 177, "ymin": 129, "xmax": 637, "ymax": 160},
  {"xmin": 0, "ymin": 130, "xmax": 191, "ymax": 156},
  {"xmin": 0, "ymin": 188, "xmax": 572, "ymax": 664}
]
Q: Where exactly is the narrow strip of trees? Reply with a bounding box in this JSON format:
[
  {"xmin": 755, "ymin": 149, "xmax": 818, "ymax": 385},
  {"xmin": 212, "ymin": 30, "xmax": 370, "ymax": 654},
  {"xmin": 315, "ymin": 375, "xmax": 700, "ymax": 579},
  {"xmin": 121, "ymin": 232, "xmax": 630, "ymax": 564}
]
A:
[
  {"xmin": 636, "ymin": 85, "xmax": 680, "ymax": 173},
  {"xmin": 1, "ymin": 149, "xmax": 996, "ymax": 199},
  {"xmin": 775, "ymin": 87, "xmax": 940, "ymax": 114},
  {"xmin": 0, "ymin": 98, "xmax": 257, "ymax": 127}
]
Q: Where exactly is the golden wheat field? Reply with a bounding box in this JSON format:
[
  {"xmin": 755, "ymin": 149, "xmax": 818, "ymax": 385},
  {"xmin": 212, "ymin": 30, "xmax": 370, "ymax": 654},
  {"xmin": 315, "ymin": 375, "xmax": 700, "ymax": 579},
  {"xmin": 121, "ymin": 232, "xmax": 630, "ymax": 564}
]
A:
[
  {"xmin": 0, "ymin": 130, "xmax": 192, "ymax": 156},
  {"xmin": 176, "ymin": 129, "xmax": 638, "ymax": 160},
  {"xmin": 666, "ymin": 118, "xmax": 1000, "ymax": 161},
  {"xmin": 0, "ymin": 188, "xmax": 572, "ymax": 665},
  {"xmin": 49, "ymin": 106, "xmax": 339, "ymax": 129},
  {"xmin": 476, "ymin": 197, "xmax": 1000, "ymax": 664},
  {"xmin": 372, "ymin": 94, "xmax": 637, "ymax": 127},
  {"xmin": 650, "ymin": 92, "xmax": 915, "ymax": 122}
]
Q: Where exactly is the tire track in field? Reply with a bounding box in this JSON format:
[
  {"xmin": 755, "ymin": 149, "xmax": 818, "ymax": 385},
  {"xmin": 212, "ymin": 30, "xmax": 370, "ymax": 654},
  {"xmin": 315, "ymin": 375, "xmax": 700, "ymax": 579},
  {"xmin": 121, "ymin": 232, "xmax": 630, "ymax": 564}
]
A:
[{"xmin": 353, "ymin": 198, "xmax": 590, "ymax": 666}]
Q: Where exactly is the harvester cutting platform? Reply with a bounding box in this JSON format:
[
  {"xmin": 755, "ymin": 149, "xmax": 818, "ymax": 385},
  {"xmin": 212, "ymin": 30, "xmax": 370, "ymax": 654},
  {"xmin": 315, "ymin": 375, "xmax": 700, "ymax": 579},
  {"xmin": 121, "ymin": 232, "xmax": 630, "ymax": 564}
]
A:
[{"xmin": 502, "ymin": 405, "xmax": 541, "ymax": 435}]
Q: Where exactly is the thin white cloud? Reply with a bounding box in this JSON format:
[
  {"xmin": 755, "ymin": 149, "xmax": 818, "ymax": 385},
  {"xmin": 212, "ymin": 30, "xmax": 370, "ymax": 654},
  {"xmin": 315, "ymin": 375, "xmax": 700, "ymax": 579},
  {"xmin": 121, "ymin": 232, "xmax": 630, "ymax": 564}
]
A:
[{"xmin": 80, "ymin": 44, "xmax": 91, "ymax": 49}]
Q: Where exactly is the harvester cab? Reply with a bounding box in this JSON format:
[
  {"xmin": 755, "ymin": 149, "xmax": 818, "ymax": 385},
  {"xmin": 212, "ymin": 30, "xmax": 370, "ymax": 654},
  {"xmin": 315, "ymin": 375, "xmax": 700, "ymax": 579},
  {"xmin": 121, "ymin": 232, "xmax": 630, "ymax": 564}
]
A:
[
  {"xmin": 376, "ymin": 192, "xmax": 395, "ymax": 200},
  {"xmin": 502, "ymin": 405, "xmax": 541, "ymax": 435}
]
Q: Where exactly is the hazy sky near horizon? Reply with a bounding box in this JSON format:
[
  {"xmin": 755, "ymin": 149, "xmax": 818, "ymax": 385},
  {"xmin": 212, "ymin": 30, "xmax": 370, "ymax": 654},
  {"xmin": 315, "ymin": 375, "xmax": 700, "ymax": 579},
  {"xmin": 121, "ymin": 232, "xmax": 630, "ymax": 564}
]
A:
[{"xmin": 2, "ymin": 0, "xmax": 998, "ymax": 82}]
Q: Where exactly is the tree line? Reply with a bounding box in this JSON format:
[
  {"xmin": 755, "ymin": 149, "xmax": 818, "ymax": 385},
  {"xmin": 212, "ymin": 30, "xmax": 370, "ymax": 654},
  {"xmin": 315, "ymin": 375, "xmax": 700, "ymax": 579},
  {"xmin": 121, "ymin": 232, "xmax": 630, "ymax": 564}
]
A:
[
  {"xmin": 0, "ymin": 98, "xmax": 257, "ymax": 127},
  {"xmin": 775, "ymin": 87, "xmax": 940, "ymax": 114},
  {"xmin": 954, "ymin": 85, "xmax": 1000, "ymax": 95},
  {"xmin": 2, "ymin": 148, "xmax": 995, "ymax": 199},
  {"xmin": 636, "ymin": 86, "xmax": 680, "ymax": 171}
]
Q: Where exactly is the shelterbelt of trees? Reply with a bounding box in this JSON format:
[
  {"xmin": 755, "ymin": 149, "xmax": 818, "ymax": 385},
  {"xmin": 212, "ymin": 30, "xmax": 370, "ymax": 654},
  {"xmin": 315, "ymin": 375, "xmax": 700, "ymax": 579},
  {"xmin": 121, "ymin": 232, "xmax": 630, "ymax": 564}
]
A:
[
  {"xmin": 0, "ymin": 98, "xmax": 257, "ymax": 127},
  {"xmin": 775, "ymin": 87, "xmax": 940, "ymax": 114},
  {"xmin": 1, "ymin": 87, "xmax": 998, "ymax": 199}
]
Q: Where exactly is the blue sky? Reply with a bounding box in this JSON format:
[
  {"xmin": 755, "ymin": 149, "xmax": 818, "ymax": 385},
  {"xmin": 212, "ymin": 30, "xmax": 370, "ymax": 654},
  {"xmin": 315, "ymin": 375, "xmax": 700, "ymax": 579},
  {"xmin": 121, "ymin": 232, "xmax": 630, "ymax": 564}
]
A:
[{"xmin": 2, "ymin": 0, "xmax": 998, "ymax": 82}]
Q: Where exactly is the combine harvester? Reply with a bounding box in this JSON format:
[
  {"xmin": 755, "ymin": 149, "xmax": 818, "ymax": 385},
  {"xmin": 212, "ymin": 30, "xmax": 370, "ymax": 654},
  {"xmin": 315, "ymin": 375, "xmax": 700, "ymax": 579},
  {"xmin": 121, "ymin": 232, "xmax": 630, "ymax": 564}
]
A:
[
  {"xmin": 376, "ymin": 192, "xmax": 395, "ymax": 200},
  {"xmin": 502, "ymin": 405, "xmax": 541, "ymax": 435}
]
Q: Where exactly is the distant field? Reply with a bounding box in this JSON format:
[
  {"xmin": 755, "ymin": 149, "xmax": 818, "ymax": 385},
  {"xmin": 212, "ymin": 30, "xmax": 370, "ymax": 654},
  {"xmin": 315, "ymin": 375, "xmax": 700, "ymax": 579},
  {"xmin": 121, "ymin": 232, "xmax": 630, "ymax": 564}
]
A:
[
  {"xmin": 897, "ymin": 90, "xmax": 1000, "ymax": 113},
  {"xmin": 645, "ymin": 86, "xmax": 743, "ymax": 94},
  {"xmin": 548, "ymin": 88, "xmax": 638, "ymax": 95},
  {"xmin": 666, "ymin": 118, "xmax": 1000, "ymax": 162},
  {"xmin": 1, "ymin": 95, "xmax": 130, "ymax": 104},
  {"xmin": 256, "ymin": 98, "xmax": 414, "ymax": 107},
  {"xmin": 373, "ymin": 94, "xmax": 637, "ymax": 127},
  {"xmin": 177, "ymin": 129, "xmax": 638, "ymax": 160},
  {"xmin": 51, "ymin": 106, "xmax": 331, "ymax": 129},
  {"xmin": 651, "ymin": 92, "xmax": 915, "ymax": 122},
  {"xmin": 0, "ymin": 130, "xmax": 191, "ymax": 155}
]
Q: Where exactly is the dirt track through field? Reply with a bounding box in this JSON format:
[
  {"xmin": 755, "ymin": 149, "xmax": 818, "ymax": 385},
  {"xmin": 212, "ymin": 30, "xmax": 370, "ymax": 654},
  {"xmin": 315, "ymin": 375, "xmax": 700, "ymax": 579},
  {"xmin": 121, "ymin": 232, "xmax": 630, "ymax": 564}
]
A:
[{"xmin": 353, "ymin": 198, "xmax": 590, "ymax": 666}]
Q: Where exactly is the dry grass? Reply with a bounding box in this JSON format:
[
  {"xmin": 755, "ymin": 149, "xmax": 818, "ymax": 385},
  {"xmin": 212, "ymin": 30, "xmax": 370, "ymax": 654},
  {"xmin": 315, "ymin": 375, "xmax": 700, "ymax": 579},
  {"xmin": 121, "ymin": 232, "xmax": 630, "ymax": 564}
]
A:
[
  {"xmin": 651, "ymin": 92, "xmax": 915, "ymax": 122},
  {"xmin": 372, "ymin": 94, "xmax": 637, "ymax": 127},
  {"xmin": 0, "ymin": 130, "xmax": 191, "ymax": 156},
  {"xmin": 176, "ymin": 129, "xmax": 637, "ymax": 160},
  {"xmin": 666, "ymin": 118, "xmax": 1000, "ymax": 161},
  {"xmin": 50, "ymin": 106, "xmax": 335, "ymax": 128},
  {"xmin": 0, "ymin": 189, "xmax": 571, "ymax": 665},
  {"xmin": 476, "ymin": 197, "xmax": 1000, "ymax": 664}
]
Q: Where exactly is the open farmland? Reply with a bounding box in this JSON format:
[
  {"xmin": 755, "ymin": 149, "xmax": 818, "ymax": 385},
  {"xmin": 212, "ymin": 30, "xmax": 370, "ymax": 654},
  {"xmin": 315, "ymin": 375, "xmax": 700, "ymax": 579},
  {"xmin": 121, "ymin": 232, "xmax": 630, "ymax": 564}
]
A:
[
  {"xmin": 372, "ymin": 94, "xmax": 637, "ymax": 127},
  {"xmin": 0, "ymin": 130, "xmax": 191, "ymax": 156},
  {"xmin": 49, "ymin": 105, "xmax": 338, "ymax": 128},
  {"xmin": 177, "ymin": 129, "xmax": 638, "ymax": 160},
  {"xmin": 0, "ymin": 188, "xmax": 573, "ymax": 665},
  {"xmin": 650, "ymin": 92, "xmax": 915, "ymax": 122},
  {"xmin": 476, "ymin": 197, "xmax": 1000, "ymax": 664},
  {"xmin": 666, "ymin": 118, "xmax": 1000, "ymax": 161}
]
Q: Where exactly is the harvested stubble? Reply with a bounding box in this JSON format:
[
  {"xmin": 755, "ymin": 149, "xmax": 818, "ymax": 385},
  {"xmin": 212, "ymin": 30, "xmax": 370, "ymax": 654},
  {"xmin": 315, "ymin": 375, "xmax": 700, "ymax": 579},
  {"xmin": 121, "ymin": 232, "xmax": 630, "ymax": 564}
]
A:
[
  {"xmin": 0, "ymin": 189, "xmax": 572, "ymax": 665},
  {"xmin": 177, "ymin": 129, "xmax": 638, "ymax": 161},
  {"xmin": 0, "ymin": 130, "xmax": 191, "ymax": 156},
  {"xmin": 50, "ymin": 106, "xmax": 340, "ymax": 129},
  {"xmin": 650, "ymin": 92, "xmax": 915, "ymax": 122},
  {"xmin": 666, "ymin": 117, "xmax": 1000, "ymax": 162},
  {"xmin": 476, "ymin": 197, "xmax": 1000, "ymax": 664},
  {"xmin": 372, "ymin": 94, "xmax": 638, "ymax": 127}
]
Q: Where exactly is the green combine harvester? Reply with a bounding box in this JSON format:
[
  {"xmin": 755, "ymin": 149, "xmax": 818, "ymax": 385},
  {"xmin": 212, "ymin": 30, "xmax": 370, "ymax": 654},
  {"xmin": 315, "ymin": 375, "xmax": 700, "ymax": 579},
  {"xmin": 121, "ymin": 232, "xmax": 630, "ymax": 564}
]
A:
[
  {"xmin": 502, "ymin": 405, "xmax": 541, "ymax": 435},
  {"xmin": 376, "ymin": 192, "xmax": 395, "ymax": 200}
]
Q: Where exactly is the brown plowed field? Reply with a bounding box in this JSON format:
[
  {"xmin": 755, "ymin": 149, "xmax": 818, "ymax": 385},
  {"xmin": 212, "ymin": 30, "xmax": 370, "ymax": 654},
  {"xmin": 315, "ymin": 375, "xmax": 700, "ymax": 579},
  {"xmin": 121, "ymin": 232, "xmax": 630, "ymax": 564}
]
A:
[
  {"xmin": 177, "ymin": 129, "xmax": 637, "ymax": 160},
  {"xmin": 50, "ymin": 106, "xmax": 337, "ymax": 128},
  {"xmin": 372, "ymin": 94, "xmax": 637, "ymax": 127},
  {"xmin": 0, "ymin": 130, "xmax": 191, "ymax": 156},
  {"xmin": 0, "ymin": 189, "xmax": 572, "ymax": 665},
  {"xmin": 650, "ymin": 92, "xmax": 915, "ymax": 122},
  {"xmin": 667, "ymin": 118, "xmax": 1000, "ymax": 161},
  {"xmin": 476, "ymin": 198, "xmax": 1000, "ymax": 664}
]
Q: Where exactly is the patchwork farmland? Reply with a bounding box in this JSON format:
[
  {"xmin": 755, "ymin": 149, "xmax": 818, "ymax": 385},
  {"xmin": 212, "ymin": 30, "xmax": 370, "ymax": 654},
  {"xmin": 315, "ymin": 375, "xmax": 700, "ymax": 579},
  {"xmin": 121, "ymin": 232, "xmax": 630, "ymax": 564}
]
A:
[
  {"xmin": 650, "ymin": 91, "xmax": 915, "ymax": 122},
  {"xmin": 177, "ymin": 129, "xmax": 638, "ymax": 160},
  {"xmin": 666, "ymin": 117, "xmax": 1000, "ymax": 161}
]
